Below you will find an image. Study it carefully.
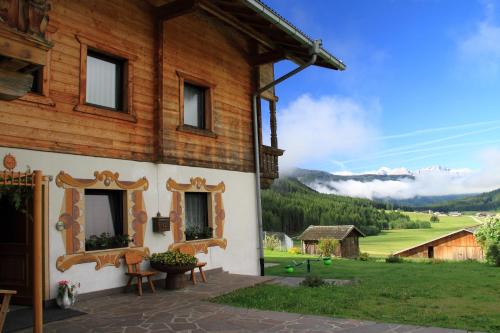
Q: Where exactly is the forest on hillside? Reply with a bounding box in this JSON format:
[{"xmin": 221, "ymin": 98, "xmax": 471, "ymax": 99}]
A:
[{"xmin": 262, "ymin": 178, "xmax": 412, "ymax": 236}]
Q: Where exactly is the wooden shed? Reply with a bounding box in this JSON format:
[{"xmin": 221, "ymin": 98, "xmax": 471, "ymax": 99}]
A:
[
  {"xmin": 394, "ymin": 226, "xmax": 484, "ymax": 260},
  {"xmin": 298, "ymin": 225, "xmax": 365, "ymax": 258}
]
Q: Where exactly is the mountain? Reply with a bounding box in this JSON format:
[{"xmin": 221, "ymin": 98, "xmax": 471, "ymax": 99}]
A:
[
  {"xmin": 376, "ymin": 194, "xmax": 473, "ymax": 209},
  {"xmin": 262, "ymin": 176, "xmax": 411, "ymax": 236},
  {"xmin": 424, "ymin": 188, "xmax": 500, "ymax": 212}
]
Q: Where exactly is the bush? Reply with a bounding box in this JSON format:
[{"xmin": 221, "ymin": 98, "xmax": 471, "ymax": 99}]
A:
[
  {"xmin": 359, "ymin": 252, "xmax": 369, "ymax": 261},
  {"xmin": 475, "ymin": 218, "xmax": 500, "ymax": 266},
  {"xmin": 430, "ymin": 215, "xmax": 440, "ymax": 223},
  {"xmin": 389, "ymin": 219, "xmax": 431, "ymax": 230},
  {"xmin": 264, "ymin": 234, "xmax": 281, "ymax": 251},
  {"xmin": 288, "ymin": 246, "xmax": 301, "ymax": 255},
  {"xmin": 318, "ymin": 238, "xmax": 339, "ymax": 257},
  {"xmin": 300, "ymin": 275, "xmax": 326, "ymax": 287},
  {"xmin": 150, "ymin": 251, "xmax": 197, "ymax": 266},
  {"xmin": 386, "ymin": 255, "xmax": 404, "ymax": 263}
]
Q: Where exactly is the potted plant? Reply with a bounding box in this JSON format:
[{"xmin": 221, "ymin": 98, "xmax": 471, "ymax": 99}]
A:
[
  {"xmin": 85, "ymin": 233, "xmax": 130, "ymax": 251},
  {"xmin": 56, "ymin": 280, "xmax": 79, "ymax": 309},
  {"xmin": 150, "ymin": 251, "xmax": 197, "ymax": 290}
]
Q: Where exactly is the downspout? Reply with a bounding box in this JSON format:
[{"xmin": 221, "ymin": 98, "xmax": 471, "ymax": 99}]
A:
[{"xmin": 253, "ymin": 40, "xmax": 321, "ymax": 276}]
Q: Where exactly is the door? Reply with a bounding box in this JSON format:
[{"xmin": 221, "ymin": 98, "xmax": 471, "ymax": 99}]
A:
[
  {"xmin": 0, "ymin": 190, "xmax": 33, "ymax": 305},
  {"xmin": 428, "ymin": 246, "xmax": 434, "ymax": 259}
]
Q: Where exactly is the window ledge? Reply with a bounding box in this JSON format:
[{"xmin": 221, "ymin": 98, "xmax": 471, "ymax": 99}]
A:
[
  {"xmin": 177, "ymin": 125, "xmax": 217, "ymax": 138},
  {"xmin": 74, "ymin": 103, "xmax": 137, "ymax": 123},
  {"xmin": 56, "ymin": 246, "xmax": 149, "ymax": 272},
  {"xmin": 18, "ymin": 93, "xmax": 56, "ymax": 107},
  {"xmin": 169, "ymin": 238, "xmax": 227, "ymax": 254}
]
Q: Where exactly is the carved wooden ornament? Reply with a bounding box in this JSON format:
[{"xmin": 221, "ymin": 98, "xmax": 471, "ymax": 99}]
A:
[
  {"xmin": 167, "ymin": 177, "xmax": 227, "ymax": 254},
  {"xmin": 3, "ymin": 153, "xmax": 16, "ymax": 170},
  {"xmin": 55, "ymin": 170, "xmax": 149, "ymax": 271}
]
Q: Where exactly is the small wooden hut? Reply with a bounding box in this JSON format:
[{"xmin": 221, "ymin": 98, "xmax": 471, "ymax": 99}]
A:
[
  {"xmin": 394, "ymin": 226, "xmax": 484, "ymax": 260},
  {"xmin": 298, "ymin": 225, "xmax": 365, "ymax": 258}
]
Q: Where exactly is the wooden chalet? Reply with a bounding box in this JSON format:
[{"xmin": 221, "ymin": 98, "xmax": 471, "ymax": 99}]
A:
[
  {"xmin": 298, "ymin": 225, "xmax": 365, "ymax": 258},
  {"xmin": 394, "ymin": 226, "xmax": 484, "ymax": 260},
  {"xmin": 0, "ymin": 0, "xmax": 344, "ymax": 330}
]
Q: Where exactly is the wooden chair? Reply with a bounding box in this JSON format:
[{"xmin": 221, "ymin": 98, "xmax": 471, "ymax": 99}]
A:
[
  {"xmin": 124, "ymin": 253, "xmax": 157, "ymax": 296},
  {"xmin": 0, "ymin": 290, "xmax": 16, "ymax": 332},
  {"xmin": 178, "ymin": 248, "xmax": 207, "ymax": 285}
]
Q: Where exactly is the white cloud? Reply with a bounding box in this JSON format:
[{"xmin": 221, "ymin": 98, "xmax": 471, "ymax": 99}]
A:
[
  {"xmin": 277, "ymin": 94, "xmax": 379, "ymax": 170},
  {"xmin": 457, "ymin": 0, "xmax": 500, "ymax": 77},
  {"xmin": 311, "ymin": 148, "xmax": 500, "ymax": 199}
]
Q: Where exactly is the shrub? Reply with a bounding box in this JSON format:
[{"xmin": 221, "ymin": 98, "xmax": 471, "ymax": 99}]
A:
[
  {"xmin": 386, "ymin": 255, "xmax": 404, "ymax": 263},
  {"xmin": 359, "ymin": 252, "xmax": 370, "ymax": 261},
  {"xmin": 318, "ymin": 238, "xmax": 339, "ymax": 257},
  {"xmin": 475, "ymin": 218, "xmax": 500, "ymax": 266},
  {"xmin": 288, "ymin": 246, "xmax": 301, "ymax": 255},
  {"xmin": 150, "ymin": 251, "xmax": 197, "ymax": 266},
  {"xmin": 300, "ymin": 275, "xmax": 326, "ymax": 287},
  {"xmin": 389, "ymin": 219, "xmax": 431, "ymax": 230},
  {"xmin": 264, "ymin": 234, "xmax": 281, "ymax": 251},
  {"xmin": 430, "ymin": 215, "xmax": 440, "ymax": 223}
]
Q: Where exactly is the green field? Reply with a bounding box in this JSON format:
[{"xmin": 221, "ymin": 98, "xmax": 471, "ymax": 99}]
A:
[
  {"xmin": 360, "ymin": 212, "xmax": 480, "ymax": 256},
  {"xmin": 214, "ymin": 251, "xmax": 500, "ymax": 332}
]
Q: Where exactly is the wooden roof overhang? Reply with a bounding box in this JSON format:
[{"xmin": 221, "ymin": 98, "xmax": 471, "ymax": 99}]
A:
[{"xmin": 149, "ymin": 0, "xmax": 346, "ymax": 70}]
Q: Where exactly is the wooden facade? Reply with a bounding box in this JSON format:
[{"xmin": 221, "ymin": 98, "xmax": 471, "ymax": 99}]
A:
[
  {"xmin": 395, "ymin": 228, "xmax": 484, "ymax": 261},
  {"xmin": 298, "ymin": 225, "xmax": 364, "ymax": 258}
]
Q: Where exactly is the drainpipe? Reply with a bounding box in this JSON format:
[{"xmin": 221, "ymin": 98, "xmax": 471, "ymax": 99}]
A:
[{"xmin": 253, "ymin": 40, "xmax": 321, "ymax": 276}]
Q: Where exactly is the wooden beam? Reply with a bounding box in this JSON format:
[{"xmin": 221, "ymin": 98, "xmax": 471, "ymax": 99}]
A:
[
  {"xmin": 155, "ymin": 0, "xmax": 200, "ymax": 21},
  {"xmin": 249, "ymin": 49, "xmax": 286, "ymax": 66},
  {"xmin": 33, "ymin": 170, "xmax": 43, "ymax": 333},
  {"xmin": 0, "ymin": 68, "xmax": 33, "ymax": 100}
]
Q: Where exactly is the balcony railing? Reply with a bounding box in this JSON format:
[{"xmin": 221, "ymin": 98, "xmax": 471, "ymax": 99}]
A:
[{"xmin": 260, "ymin": 145, "xmax": 284, "ymax": 189}]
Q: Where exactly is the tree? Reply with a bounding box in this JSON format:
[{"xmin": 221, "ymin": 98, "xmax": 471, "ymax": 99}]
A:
[
  {"xmin": 430, "ymin": 215, "xmax": 440, "ymax": 223},
  {"xmin": 475, "ymin": 218, "xmax": 500, "ymax": 266}
]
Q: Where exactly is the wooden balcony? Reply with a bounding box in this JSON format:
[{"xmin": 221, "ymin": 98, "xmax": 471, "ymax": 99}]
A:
[{"xmin": 260, "ymin": 145, "xmax": 284, "ymax": 189}]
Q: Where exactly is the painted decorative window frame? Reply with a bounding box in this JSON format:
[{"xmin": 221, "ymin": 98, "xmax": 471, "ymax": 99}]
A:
[
  {"xmin": 167, "ymin": 177, "xmax": 227, "ymax": 254},
  {"xmin": 55, "ymin": 171, "xmax": 149, "ymax": 272},
  {"xmin": 74, "ymin": 35, "xmax": 137, "ymax": 123},
  {"xmin": 176, "ymin": 70, "xmax": 217, "ymax": 138}
]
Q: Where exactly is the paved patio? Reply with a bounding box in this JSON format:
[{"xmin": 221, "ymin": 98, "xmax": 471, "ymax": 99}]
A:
[{"xmin": 18, "ymin": 271, "xmax": 478, "ymax": 333}]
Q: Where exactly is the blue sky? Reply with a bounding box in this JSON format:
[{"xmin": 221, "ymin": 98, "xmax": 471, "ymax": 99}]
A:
[{"xmin": 263, "ymin": 0, "xmax": 500, "ymax": 174}]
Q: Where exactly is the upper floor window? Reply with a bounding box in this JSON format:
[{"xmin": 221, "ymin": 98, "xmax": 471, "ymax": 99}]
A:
[
  {"xmin": 86, "ymin": 50, "xmax": 124, "ymax": 111},
  {"xmin": 177, "ymin": 71, "xmax": 216, "ymax": 137},
  {"xmin": 184, "ymin": 83, "xmax": 206, "ymax": 128}
]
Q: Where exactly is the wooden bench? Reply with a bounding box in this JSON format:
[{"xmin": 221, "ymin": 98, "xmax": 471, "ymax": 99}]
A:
[
  {"xmin": 124, "ymin": 253, "xmax": 157, "ymax": 296},
  {"xmin": 177, "ymin": 248, "xmax": 207, "ymax": 285},
  {"xmin": 0, "ymin": 289, "xmax": 17, "ymax": 332}
]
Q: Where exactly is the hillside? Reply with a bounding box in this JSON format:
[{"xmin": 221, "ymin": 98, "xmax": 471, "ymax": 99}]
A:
[
  {"xmin": 262, "ymin": 177, "xmax": 409, "ymax": 236},
  {"xmin": 425, "ymin": 188, "xmax": 500, "ymax": 212}
]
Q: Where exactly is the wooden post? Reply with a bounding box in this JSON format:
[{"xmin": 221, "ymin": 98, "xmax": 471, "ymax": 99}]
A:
[
  {"xmin": 270, "ymin": 100, "xmax": 278, "ymax": 148},
  {"xmin": 33, "ymin": 170, "xmax": 43, "ymax": 333}
]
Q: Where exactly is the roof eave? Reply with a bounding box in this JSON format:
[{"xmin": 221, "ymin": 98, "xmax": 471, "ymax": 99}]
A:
[{"xmin": 241, "ymin": 0, "xmax": 346, "ymax": 71}]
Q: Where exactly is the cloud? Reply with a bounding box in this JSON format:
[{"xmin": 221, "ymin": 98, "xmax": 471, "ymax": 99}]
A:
[
  {"xmin": 457, "ymin": 0, "xmax": 500, "ymax": 77},
  {"xmin": 277, "ymin": 94, "xmax": 379, "ymax": 170},
  {"xmin": 311, "ymin": 148, "xmax": 500, "ymax": 199}
]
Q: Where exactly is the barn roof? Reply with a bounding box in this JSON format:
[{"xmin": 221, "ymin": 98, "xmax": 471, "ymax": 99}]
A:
[
  {"xmin": 298, "ymin": 225, "xmax": 365, "ymax": 241},
  {"xmin": 394, "ymin": 225, "xmax": 481, "ymax": 256}
]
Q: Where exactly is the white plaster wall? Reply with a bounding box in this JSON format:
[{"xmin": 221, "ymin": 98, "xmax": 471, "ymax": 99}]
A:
[{"xmin": 0, "ymin": 147, "xmax": 259, "ymax": 298}]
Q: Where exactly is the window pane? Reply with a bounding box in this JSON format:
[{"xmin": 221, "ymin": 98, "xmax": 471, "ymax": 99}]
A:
[
  {"xmin": 84, "ymin": 190, "xmax": 123, "ymax": 239},
  {"xmin": 86, "ymin": 54, "xmax": 118, "ymax": 109},
  {"xmin": 184, "ymin": 83, "xmax": 205, "ymax": 128},
  {"xmin": 185, "ymin": 192, "xmax": 210, "ymax": 240}
]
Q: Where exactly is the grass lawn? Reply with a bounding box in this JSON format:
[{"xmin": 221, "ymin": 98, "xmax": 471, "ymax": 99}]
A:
[
  {"xmin": 214, "ymin": 251, "xmax": 500, "ymax": 332},
  {"xmin": 360, "ymin": 213, "xmax": 479, "ymax": 256}
]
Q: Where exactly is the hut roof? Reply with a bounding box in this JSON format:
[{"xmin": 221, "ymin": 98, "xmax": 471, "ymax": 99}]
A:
[
  {"xmin": 298, "ymin": 225, "xmax": 365, "ymax": 241},
  {"xmin": 394, "ymin": 225, "xmax": 481, "ymax": 256}
]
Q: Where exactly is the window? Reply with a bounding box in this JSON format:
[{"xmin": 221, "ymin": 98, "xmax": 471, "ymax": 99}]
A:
[
  {"xmin": 176, "ymin": 71, "xmax": 215, "ymax": 136},
  {"xmin": 86, "ymin": 50, "xmax": 124, "ymax": 111},
  {"xmin": 84, "ymin": 189, "xmax": 127, "ymax": 251},
  {"xmin": 184, "ymin": 83, "xmax": 205, "ymax": 128},
  {"xmin": 184, "ymin": 192, "xmax": 211, "ymax": 241},
  {"xmin": 29, "ymin": 68, "xmax": 43, "ymax": 94}
]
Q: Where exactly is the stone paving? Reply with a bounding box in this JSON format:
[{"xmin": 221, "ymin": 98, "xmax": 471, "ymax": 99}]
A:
[{"xmin": 19, "ymin": 271, "xmax": 479, "ymax": 333}]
